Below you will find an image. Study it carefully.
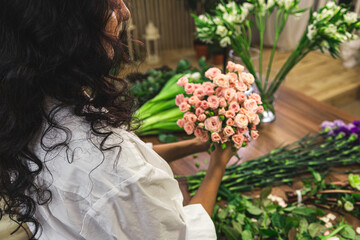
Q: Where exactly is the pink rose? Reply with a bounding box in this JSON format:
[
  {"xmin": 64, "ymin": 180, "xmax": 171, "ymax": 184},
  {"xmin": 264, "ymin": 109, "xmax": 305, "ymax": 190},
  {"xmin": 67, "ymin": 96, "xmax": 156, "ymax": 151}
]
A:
[
  {"xmin": 176, "ymin": 119, "xmax": 185, "ymax": 128},
  {"xmin": 219, "ymin": 97, "xmax": 227, "ymax": 107},
  {"xmin": 203, "ymin": 84, "xmax": 215, "ymax": 96},
  {"xmin": 202, "ymin": 82, "xmax": 215, "ymax": 88},
  {"xmin": 195, "ymin": 107, "xmax": 205, "ymax": 116},
  {"xmin": 244, "ymin": 99, "xmax": 258, "ymax": 113},
  {"xmin": 188, "ymin": 96, "xmax": 200, "ymax": 106},
  {"xmin": 253, "ymin": 114, "xmax": 260, "ymax": 125},
  {"xmin": 236, "ymin": 92, "xmax": 246, "ymax": 103},
  {"xmin": 207, "ymin": 95, "xmax": 220, "ymax": 109},
  {"xmin": 237, "ymin": 127, "xmax": 248, "ymax": 134},
  {"xmin": 213, "ymin": 74, "xmax": 230, "ymax": 88},
  {"xmin": 175, "ymin": 94, "xmax": 186, "ymax": 106},
  {"xmin": 251, "ymin": 130, "xmax": 259, "ymax": 140},
  {"xmin": 234, "ymin": 114, "xmax": 249, "ymax": 128},
  {"xmin": 194, "ymin": 128, "xmax": 204, "ymax": 138},
  {"xmin": 218, "ymin": 108, "xmax": 226, "ymax": 116},
  {"xmin": 195, "ymin": 101, "xmax": 202, "ymax": 109},
  {"xmin": 200, "ymin": 132, "xmax": 210, "ymax": 142},
  {"xmin": 177, "ymin": 76, "xmax": 189, "ymax": 87},
  {"xmin": 235, "ymin": 81, "xmax": 248, "ymax": 92},
  {"xmin": 240, "ymin": 72, "xmax": 255, "ymax": 85},
  {"xmin": 226, "ymin": 118, "xmax": 234, "ymax": 126},
  {"xmin": 223, "ymin": 88, "xmax": 236, "ymax": 102},
  {"xmin": 226, "ymin": 61, "xmax": 236, "ymax": 72},
  {"xmin": 244, "ymin": 110, "xmax": 256, "ymax": 123},
  {"xmin": 232, "ymin": 134, "xmax": 244, "ymax": 145},
  {"xmin": 249, "ymin": 93, "xmax": 262, "ymax": 104},
  {"xmin": 201, "ymin": 100, "xmax": 210, "ymax": 110},
  {"xmin": 198, "ymin": 114, "xmax": 206, "ymax": 122},
  {"xmin": 215, "ymin": 87, "xmax": 224, "ymax": 97},
  {"xmin": 220, "ymin": 134, "xmax": 229, "ymax": 144},
  {"xmin": 225, "ymin": 110, "xmax": 236, "ymax": 119},
  {"xmin": 205, "ymin": 67, "xmax": 221, "ymax": 80},
  {"xmin": 184, "ymin": 122, "xmax": 195, "ymax": 135},
  {"xmin": 223, "ymin": 126, "xmax": 235, "ymax": 137},
  {"xmin": 211, "ymin": 132, "xmax": 221, "ymax": 142},
  {"xmin": 194, "ymin": 84, "xmax": 202, "ymax": 90},
  {"xmin": 256, "ymin": 106, "xmax": 264, "ymax": 114},
  {"xmin": 235, "ymin": 64, "xmax": 245, "ymax": 73},
  {"xmin": 184, "ymin": 112, "xmax": 197, "ymax": 122},
  {"xmin": 228, "ymin": 101, "xmax": 241, "ymax": 112},
  {"xmin": 194, "ymin": 88, "xmax": 206, "ymax": 100},
  {"xmin": 198, "ymin": 122, "xmax": 205, "ymax": 128},
  {"xmin": 185, "ymin": 83, "xmax": 195, "ymax": 94},
  {"xmin": 179, "ymin": 102, "xmax": 190, "ymax": 112},
  {"xmin": 227, "ymin": 72, "xmax": 238, "ymax": 84},
  {"xmin": 204, "ymin": 116, "xmax": 222, "ymax": 133}
]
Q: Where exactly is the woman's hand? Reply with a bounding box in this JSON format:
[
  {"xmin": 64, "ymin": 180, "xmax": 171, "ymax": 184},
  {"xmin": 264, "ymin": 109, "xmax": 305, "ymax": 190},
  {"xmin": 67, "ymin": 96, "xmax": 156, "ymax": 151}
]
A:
[{"xmin": 209, "ymin": 143, "xmax": 236, "ymax": 169}]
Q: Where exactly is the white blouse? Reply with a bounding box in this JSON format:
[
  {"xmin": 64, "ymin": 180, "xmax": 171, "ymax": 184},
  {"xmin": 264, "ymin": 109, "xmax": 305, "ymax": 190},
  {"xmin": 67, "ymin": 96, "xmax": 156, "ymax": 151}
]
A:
[{"xmin": 30, "ymin": 106, "xmax": 216, "ymax": 240}]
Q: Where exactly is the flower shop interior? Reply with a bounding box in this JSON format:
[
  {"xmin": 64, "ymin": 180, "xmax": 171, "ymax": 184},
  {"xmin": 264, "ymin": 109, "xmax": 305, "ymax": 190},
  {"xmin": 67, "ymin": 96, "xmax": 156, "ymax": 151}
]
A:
[{"xmin": 2, "ymin": 0, "xmax": 360, "ymax": 239}]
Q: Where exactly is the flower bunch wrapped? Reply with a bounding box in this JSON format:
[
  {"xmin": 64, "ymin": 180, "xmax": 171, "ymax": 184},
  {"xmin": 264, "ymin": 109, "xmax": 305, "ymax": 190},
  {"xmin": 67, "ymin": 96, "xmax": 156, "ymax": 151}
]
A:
[
  {"xmin": 193, "ymin": 0, "xmax": 360, "ymax": 118},
  {"xmin": 176, "ymin": 61, "xmax": 264, "ymax": 150}
]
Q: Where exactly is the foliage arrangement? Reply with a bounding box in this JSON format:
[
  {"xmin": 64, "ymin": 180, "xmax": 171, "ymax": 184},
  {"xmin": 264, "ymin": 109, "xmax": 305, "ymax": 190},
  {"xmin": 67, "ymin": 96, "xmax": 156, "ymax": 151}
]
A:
[
  {"xmin": 184, "ymin": 120, "xmax": 360, "ymax": 196},
  {"xmin": 192, "ymin": 0, "xmax": 360, "ymax": 115},
  {"xmin": 176, "ymin": 61, "xmax": 263, "ymax": 150},
  {"xmin": 134, "ymin": 58, "xmax": 211, "ymax": 136},
  {"xmin": 213, "ymin": 183, "xmax": 360, "ymax": 240}
]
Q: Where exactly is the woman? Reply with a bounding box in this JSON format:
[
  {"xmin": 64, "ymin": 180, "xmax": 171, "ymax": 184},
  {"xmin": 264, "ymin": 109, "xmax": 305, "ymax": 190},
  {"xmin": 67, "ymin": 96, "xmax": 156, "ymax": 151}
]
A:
[{"xmin": 0, "ymin": 0, "xmax": 235, "ymax": 239}]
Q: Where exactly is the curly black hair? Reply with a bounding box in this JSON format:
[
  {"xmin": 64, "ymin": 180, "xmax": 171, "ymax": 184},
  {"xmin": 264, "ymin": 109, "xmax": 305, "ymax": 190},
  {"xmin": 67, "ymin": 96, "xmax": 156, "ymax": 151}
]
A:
[{"xmin": 0, "ymin": 0, "xmax": 135, "ymax": 238}]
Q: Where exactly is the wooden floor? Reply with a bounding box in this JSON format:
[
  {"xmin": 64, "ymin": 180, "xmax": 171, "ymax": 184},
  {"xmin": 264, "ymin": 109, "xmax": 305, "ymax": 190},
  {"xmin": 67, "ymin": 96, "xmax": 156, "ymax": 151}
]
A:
[{"xmin": 127, "ymin": 48, "xmax": 360, "ymax": 118}]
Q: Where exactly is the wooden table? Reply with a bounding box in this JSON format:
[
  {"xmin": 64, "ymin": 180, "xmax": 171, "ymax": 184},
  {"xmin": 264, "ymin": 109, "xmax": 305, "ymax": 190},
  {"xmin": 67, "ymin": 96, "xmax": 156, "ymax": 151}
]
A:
[{"xmin": 143, "ymin": 86, "xmax": 360, "ymax": 225}]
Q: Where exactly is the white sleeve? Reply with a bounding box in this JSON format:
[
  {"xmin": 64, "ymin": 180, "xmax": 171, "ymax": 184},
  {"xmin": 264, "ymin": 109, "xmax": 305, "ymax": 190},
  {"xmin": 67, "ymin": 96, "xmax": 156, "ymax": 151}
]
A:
[{"xmin": 79, "ymin": 161, "xmax": 216, "ymax": 240}]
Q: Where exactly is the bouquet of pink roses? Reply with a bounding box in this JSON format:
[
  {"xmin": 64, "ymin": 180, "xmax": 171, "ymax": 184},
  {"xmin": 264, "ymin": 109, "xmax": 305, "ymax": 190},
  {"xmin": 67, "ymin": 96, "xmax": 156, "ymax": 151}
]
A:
[{"xmin": 176, "ymin": 61, "xmax": 264, "ymax": 150}]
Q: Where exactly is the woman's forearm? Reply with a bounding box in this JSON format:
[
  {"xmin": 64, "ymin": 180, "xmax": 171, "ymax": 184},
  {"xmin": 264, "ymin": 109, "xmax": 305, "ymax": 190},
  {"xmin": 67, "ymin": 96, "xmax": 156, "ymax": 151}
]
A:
[
  {"xmin": 153, "ymin": 138, "xmax": 208, "ymax": 163},
  {"xmin": 187, "ymin": 162, "xmax": 226, "ymax": 216}
]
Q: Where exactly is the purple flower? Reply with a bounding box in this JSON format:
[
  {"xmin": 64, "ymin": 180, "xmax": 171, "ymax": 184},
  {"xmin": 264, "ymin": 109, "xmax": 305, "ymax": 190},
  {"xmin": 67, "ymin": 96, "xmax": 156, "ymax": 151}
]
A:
[
  {"xmin": 321, "ymin": 121, "xmax": 335, "ymax": 131},
  {"xmin": 350, "ymin": 126, "xmax": 360, "ymax": 135},
  {"xmin": 334, "ymin": 126, "xmax": 351, "ymax": 136},
  {"xmin": 353, "ymin": 120, "xmax": 360, "ymax": 128},
  {"xmin": 333, "ymin": 120, "xmax": 346, "ymax": 128}
]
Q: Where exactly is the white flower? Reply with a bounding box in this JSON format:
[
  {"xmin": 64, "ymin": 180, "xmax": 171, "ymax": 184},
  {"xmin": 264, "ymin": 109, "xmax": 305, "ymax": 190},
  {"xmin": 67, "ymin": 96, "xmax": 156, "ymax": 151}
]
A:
[
  {"xmin": 326, "ymin": 1, "xmax": 336, "ymax": 9},
  {"xmin": 320, "ymin": 216, "xmax": 330, "ymax": 223},
  {"xmin": 220, "ymin": 37, "xmax": 231, "ymax": 47},
  {"xmin": 243, "ymin": 3, "xmax": 254, "ymax": 11},
  {"xmin": 307, "ymin": 24, "xmax": 317, "ymax": 40},
  {"xmin": 267, "ymin": 0, "xmax": 275, "ymax": 9},
  {"xmin": 344, "ymin": 12, "xmax": 358, "ymax": 24},
  {"xmin": 223, "ymin": 13, "xmax": 236, "ymax": 24},
  {"xmin": 234, "ymin": 25, "xmax": 242, "ymax": 35},
  {"xmin": 226, "ymin": 2, "xmax": 237, "ymax": 12},
  {"xmin": 344, "ymin": 201, "xmax": 354, "ymax": 212},
  {"xmin": 326, "ymin": 213, "xmax": 336, "ymax": 221},
  {"xmin": 213, "ymin": 17, "xmax": 223, "ymax": 25},
  {"xmin": 217, "ymin": 4, "xmax": 227, "ymax": 13},
  {"xmin": 216, "ymin": 25, "xmax": 228, "ymax": 37},
  {"xmin": 327, "ymin": 237, "xmax": 340, "ymax": 240},
  {"xmin": 276, "ymin": 0, "xmax": 294, "ymax": 10},
  {"xmin": 191, "ymin": 72, "xmax": 201, "ymax": 81},
  {"xmin": 356, "ymin": 227, "xmax": 360, "ymax": 234},
  {"xmin": 321, "ymin": 40, "xmax": 329, "ymax": 49},
  {"xmin": 323, "ymin": 24, "xmax": 337, "ymax": 37},
  {"xmin": 199, "ymin": 15, "xmax": 210, "ymax": 23},
  {"xmin": 325, "ymin": 222, "xmax": 333, "ymax": 228}
]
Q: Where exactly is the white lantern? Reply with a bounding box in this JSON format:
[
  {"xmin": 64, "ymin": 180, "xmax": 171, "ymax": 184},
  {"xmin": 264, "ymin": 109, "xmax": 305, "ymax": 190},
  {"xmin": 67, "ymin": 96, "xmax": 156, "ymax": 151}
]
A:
[
  {"xmin": 126, "ymin": 18, "xmax": 138, "ymax": 62},
  {"xmin": 144, "ymin": 21, "xmax": 160, "ymax": 64}
]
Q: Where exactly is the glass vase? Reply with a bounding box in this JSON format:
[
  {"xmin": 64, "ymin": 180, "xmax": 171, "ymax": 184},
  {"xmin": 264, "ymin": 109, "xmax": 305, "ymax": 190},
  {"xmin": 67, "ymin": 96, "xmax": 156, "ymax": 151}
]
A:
[{"xmin": 261, "ymin": 96, "xmax": 276, "ymax": 123}]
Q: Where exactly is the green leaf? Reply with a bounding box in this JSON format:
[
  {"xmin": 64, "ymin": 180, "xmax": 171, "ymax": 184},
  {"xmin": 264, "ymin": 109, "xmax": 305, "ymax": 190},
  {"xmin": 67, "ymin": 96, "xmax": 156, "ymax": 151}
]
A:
[
  {"xmin": 222, "ymin": 225, "xmax": 241, "ymax": 240},
  {"xmin": 241, "ymin": 230, "xmax": 253, "ymax": 240},
  {"xmin": 340, "ymin": 225, "xmax": 356, "ymax": 240},
  {"xmin": 291, "ymin": 207, "xmax": 317, "ymax": 217},
  {"xmin": 259, "ymin": 229, "xmax": 277, "ymax": 237},
  {"xmin": 299, "ymin": 218, "xmax": 309, "ymax": 234},
  {"xmin": 308, "ymin": 223, "xmax": 327, "ymax": 238},
  {"xmin": 352, "ymin": 192, "xmax": 360, "ymax": 201},
  {"xmin": 271, "ymin": 212, "xmax": 286, "ymax": 228},
  {"xmin": 349, "ymin": 174, "xmax": 360, "ymax": 191},
  {"xmin": 260, "ymin": 186, "xmax": 272, "ymax": 203},
  {"xmin": 232, "ymin": 220, "xmax": 242, "ymax": 233},
  {"xmin": 246, "ymin": 206, "xmax": 263, "ymax": 216}
]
